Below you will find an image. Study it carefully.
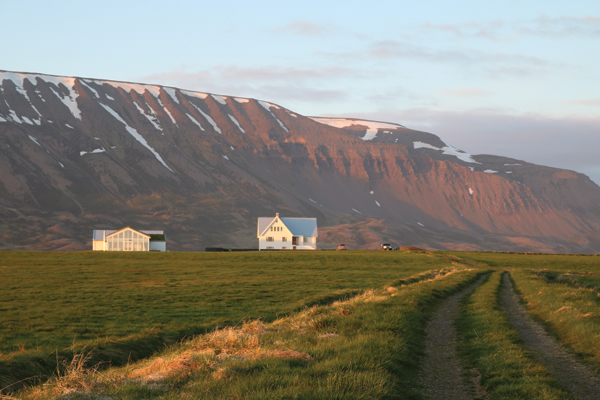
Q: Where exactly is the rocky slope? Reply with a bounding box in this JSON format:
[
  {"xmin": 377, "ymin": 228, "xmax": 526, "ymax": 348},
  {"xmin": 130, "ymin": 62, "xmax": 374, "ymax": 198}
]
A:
[{"xmin": 0, "ymin": 70, "xmax": 599, "ymax": 252}]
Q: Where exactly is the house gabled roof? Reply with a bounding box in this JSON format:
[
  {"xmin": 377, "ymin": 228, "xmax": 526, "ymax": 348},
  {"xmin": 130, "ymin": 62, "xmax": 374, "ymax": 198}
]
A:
[
  {"xmin": 93, "ymin": 228, "xmax": 164, "ymax": 240},
  {"xmin": 106, "ymin": 226, "xmax": 151, "ymax": 238},
  {"xmin": 258, "ymin": 217, "xmax": 318, "ymax": 237}
]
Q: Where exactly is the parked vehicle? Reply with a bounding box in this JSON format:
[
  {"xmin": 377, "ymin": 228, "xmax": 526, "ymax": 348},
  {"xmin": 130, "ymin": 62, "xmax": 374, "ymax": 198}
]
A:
[
  {"xmin": 337, "ymin": 244, "xmax": 346, "ymax": 250},
  {"xmin": 381, "ymin": 243, "xmax": 393, "ymax": 250}
]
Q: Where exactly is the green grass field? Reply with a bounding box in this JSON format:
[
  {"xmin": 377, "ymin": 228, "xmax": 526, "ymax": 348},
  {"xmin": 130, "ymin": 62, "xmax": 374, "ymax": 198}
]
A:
[
  {"xmin": 3, "ymin": 250, "xmax": 600, "ymax": 399},
  {"xmin": 0, "ymin": 250, "xmax": 452, "ymax": 391}
]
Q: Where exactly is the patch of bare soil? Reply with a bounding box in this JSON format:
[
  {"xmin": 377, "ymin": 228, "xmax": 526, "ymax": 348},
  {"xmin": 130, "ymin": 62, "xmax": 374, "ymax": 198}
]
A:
[
  {"xmin": 500, "ymin": 273, "xmax": 600, "ymax": 400},
  {"xmin": 418, "ymin": 275, "xmax": 489, "ymax": 400}
]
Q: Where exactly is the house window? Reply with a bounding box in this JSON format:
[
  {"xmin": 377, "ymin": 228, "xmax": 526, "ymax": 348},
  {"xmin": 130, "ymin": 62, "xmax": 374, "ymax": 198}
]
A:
[
  {"xmin": 282, "ymin": 237, "xmax": 287, "ymax": 242},
  {"xmin": 303, "ymin": 237, "xmax": 309, "ymax": 243},
  {"xmin": 282, "ymin": 246, "xmax": 287, "ymax": 249},
  {"xmin": 267, "ymin": 246, "xmax": 274, "ymax": 249},
  {"xmin": 266, "ymin": 237, "xmax": 274, "ymax": 242}
]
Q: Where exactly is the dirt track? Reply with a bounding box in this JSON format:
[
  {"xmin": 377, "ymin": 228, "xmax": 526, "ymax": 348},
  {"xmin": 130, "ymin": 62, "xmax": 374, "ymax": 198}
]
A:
[
  {"xmin": 417, "ymin": 275, "xmax": 488, "ymax": 400},
  {"xmin": 500, "ymin": 273, "xmax": 600, "ymax": 400}
]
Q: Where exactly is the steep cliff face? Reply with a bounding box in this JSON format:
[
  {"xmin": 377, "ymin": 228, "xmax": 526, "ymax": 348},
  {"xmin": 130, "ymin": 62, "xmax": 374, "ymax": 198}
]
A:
[{"xmin": 0, "ymin": 70, "xmax": 599, "ymax": 252}]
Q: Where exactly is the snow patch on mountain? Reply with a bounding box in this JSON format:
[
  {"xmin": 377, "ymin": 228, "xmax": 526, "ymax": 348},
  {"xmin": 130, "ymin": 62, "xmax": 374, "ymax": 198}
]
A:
[
  {"xmin": 98, "ymin": 103, "xmax": 173, "ymax": 172},
  {"xmin": 228, "ymin": 114, "xmax": 244, "ymax": 133},
  {"xmin": 8, "ymin": 109, "xmax": 22, "ymax": 123},
  {"xmin": 28, "ymin": 135, "xmax": 41, "ymax": 146},
  {"xmin": 133, "ymin": 102, "xmax": 163, "ymax": 131},
  {"xmin": 413, "ymin": 141, "xmax": 480, "ymax": 164},
  {"xmin": 186, "ymin": 113, "xmax": 204, "ymax": 131},
  {"xmin": 80, "ymin": 148, "xmax": 105, "ymax": 156},
  {"xmin": 96, "ymin": 80, "xmax": 161, "ymax": 98},
  {"xmin": 234, "ymin": 97, "xmax": 250, "ymax": 103},
  {"xmin": 188, "ymin": 101, "xmax": 221, "ymax": 134},
  {"xmin": 12, "ymin": 79, "xmax": 42, "ymax": 118},
  {"xmin": 80, "ymin": 80, "xmax": 100, "ymax": 98},
  {"xmin": 212, "ymin": 95, "xmax": 227, "ymax": 105},
  {"xmin": 0, "ymin": 72, "xmax": 82, "ymax": 119},
  {"xmin": 163, "ymin": 87, "xmax": 179, "ymax": 104},
  {"xmin": 258, "ymin": 101, "xmax": 289, "ymax": 132},
  {"xmin": 44, "ymin": 79, "xmax": 81, "ymax": 120},
  {"xmin": 182, "ymin": 90, "xmax": 208, "ymax": 100},
  {"xmin": 155, "ymin": 97, "xmax": 177, "ymax": 126},
  {"xmin": 309, "ymin": 117, "xmax": 405, "ymax": 131},
  {"xmin": 35, "ymin": 89, "xmax": 45, "ymax": 102},
  {"xmin": 361, "ymin": 130, "xmax": 378, "ymax": 141}
]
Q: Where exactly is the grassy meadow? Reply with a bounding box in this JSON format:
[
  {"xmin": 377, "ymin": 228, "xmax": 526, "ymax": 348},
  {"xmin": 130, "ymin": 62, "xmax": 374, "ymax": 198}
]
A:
[
  {"xmin": 18, "ymin": 266, "xmax": 487, "ymax": 400},
  {"xmin": 3, "ymin": 250, "xmax": 600, "ymax": 399},
  {"xmin": 0, "ymin": 250, "xmax": 452, "ymax": 390}
]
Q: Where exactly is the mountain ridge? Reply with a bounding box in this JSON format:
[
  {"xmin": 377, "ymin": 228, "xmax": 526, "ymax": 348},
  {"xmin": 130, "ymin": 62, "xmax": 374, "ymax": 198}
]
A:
[{"xmin": 0, "ymin": 69, "xmax": 598, "ymax": 253}]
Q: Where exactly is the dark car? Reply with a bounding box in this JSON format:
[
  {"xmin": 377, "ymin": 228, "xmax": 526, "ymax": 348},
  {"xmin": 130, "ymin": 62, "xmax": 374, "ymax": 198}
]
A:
[
  {"xmin": 381, "ymin": 243, "xmax": 393, "ymax": 250},
  {"xmin": 337, "ymin": 244, "xmax": 347, "ymax": 250}
]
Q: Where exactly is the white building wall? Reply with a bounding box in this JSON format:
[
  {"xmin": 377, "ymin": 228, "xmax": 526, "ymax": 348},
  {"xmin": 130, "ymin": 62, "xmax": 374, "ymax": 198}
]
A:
[
  {"xmin": 259, "ymin": 234, "xmax": 317, "ymax": 250},
  {"xmin": 92, "ymin": 240, "xmax": 105, "ymax": 251},
  {"xmin": 150, "ymin": 241, "xmax": 167, "ymax": 251}
]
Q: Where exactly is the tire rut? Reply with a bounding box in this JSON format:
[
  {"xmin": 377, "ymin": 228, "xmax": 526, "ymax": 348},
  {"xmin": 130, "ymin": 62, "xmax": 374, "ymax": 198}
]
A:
[
  {"xmin": 418, "ymin": 274, "xmax": 489, "ymax": 400},
  {"xmin": 500, "ymin": 272, "xmax": 600, "ymax": 400}
]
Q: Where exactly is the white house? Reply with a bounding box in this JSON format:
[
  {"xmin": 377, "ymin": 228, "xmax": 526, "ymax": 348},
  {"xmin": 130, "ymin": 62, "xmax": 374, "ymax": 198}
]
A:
[
  {"xmin": 92, "ymin": 227, "xmax": 167, "ymax": 251},
  {"xmin": 257, "ymin": 213, "xmax": 318, "ymax": 250}
]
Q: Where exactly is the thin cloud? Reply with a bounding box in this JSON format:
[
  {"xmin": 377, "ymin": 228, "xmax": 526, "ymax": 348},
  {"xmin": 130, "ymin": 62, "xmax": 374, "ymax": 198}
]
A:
[
  {"xmin": 218, "ymin": 66, "xmax": 358, "ymax": 82},
  {"xmin": 563, "ymin": 99, "xmax": 600, "ymax": 106},
  {"xmin": 322, "ymin": 40, "xmax": 553, "ymax": 72},
  {"xmin": 255, "ymin": 85, "xmax": 348, "ymax": 103},
  {"xmin": 484, "ymin": 65, "xmax": 546, "ymax": 79},
  {"xmin": 521, "ymin": 14, "xmax": 600, "ymax": 37},
  {"xmin": 440, "ymin": 88, "xmax": 493, "ymax": 97},
  {"xmin": 422, "ymin": 20, "xmax": 508, "ymax": 40},
  {"xmin": 142, "ymin": 65, "xmax": 358, "ymax": 88},
  {"xmin": 422, "ymin": 15, "xmax": 600, "ymax": 39},
  {"xmin": 139, "ymin": 66, "xmax": 350, "ymax": 104},
  {"xmin": 273, "ymin": 20, "xmax": 337, "ymax": 36}
]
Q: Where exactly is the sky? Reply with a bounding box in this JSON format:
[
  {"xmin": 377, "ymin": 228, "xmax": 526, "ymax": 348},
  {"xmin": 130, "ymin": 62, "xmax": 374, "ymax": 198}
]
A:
[{"xmin": 3, "ymin": 0, "xmax": 600, "ymax": 182}]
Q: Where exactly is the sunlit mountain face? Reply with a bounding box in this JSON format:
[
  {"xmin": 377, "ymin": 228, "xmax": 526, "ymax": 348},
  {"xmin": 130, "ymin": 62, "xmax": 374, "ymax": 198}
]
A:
[{"xmin": 1, "ymin": 70, "xmax": 599, "ymax": 253}]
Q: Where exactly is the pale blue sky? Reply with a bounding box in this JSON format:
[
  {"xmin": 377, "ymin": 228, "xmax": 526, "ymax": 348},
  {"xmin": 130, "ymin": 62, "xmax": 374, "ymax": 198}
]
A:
[{"xmin": 3, "ymin": 0, "xmax": 600, "ymax": 182}]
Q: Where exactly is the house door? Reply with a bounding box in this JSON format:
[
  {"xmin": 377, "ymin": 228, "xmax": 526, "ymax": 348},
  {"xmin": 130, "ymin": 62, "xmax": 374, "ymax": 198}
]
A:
[
  {"xmin": 124, "ymin": 240, "xmax": 132, "ymax": 251},
  {"xmin": 292, "ymin": 236, "xmax": 299, "ymax": 245}
]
